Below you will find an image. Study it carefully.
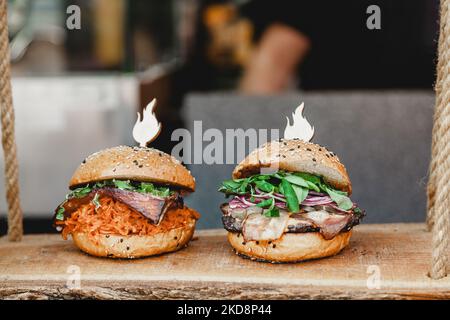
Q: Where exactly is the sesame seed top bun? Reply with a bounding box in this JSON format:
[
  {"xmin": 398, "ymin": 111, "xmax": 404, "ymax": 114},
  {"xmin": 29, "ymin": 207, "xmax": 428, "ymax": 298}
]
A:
[
  {"xmin": 69, "ymin": 146, "xmax": 195, "ymax": 191},
  {"xmin": 232, "ymin": 139, "xmax": 351, "ymax": 194}
]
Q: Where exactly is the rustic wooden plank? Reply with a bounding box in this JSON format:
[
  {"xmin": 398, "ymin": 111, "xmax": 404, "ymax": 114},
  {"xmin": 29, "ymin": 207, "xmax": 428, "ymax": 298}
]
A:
[{"xmin": 0, "ymin": 223, "xmax": 449, "ymax": 299}]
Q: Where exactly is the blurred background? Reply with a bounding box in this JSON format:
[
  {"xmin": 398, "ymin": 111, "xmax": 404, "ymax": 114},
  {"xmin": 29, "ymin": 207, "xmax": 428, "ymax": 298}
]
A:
[{"xmin": 0, "ymin": 0, "xmax": 439, "ymax": 234}]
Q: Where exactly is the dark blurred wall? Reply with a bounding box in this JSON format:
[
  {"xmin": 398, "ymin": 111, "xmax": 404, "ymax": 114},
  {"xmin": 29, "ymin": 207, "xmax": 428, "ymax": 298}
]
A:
[{"xmin": 182, "ymin": 0, "xmax": 438, "ymax": 91}]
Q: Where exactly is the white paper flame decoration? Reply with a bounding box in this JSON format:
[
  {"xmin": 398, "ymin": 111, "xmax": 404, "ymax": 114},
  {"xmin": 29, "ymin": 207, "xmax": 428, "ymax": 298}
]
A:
[
  {"xmin": 283, "ymin": 102, "xmax": 314, "ymax": 141},
  {"xmin": 132, "ymin": 98, "xmax": 161, "ymax": 147}
]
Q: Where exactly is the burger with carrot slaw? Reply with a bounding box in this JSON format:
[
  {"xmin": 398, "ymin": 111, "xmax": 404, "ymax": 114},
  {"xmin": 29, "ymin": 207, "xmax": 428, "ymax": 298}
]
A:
[{"xmin": 54, "ymin": 145, "xmax": 200, "ymax": 258}]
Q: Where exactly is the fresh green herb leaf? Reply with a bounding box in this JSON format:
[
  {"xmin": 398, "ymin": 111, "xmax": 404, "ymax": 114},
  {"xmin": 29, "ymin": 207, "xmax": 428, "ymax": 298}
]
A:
[
  {"xmin": 254, "ymin": 180, "xmax": 274, "ymax": 193},
  {"xmin": 138, "ymin": 182, "xmax": 154, "ymax": 193},
  {"xmin": 70, "ymin": 186, "xmax": 92, "ymax": 199},
  {"xmin": 156, "ymin": 187, "xmax": 171, "ymax": 197},
  {"xmin": 305, "ymin": 181, "xmax": 320, "ymax": 192},
  {"xmin": 283, "ymin": 175, "xmax": 309, "ymax": 188},
  {"xmin": 221, "ymin": 180, "xmax": 241, "ymax": 190},
  {"xmin": 295, "ymin": 172, "xmax": 321, "ymax": 184},
  {"xmin": 264, "ymin": 206, "xmax": 280, "ymax": 217},
  {"xmin": 278, "ymin": 181, "xmax": 284, "ymax": 194},
  {"xmin": 292, "ymin": 184, "xmax": 308, "ymax": 204},
  {"xmin": 256, "ymin": 198, "xmax": 273, "ymax": 208},
  {"xmin": 113, "ymin": 179, "xmax": 133, "ymax": 190},
  {"xmin": 268, "ymin": 197, "xmax": 279, "ymax": 217},
  {"xmin": 56, "ymin": 207, "xmax": 65, "ymax": 220},
  {"xmin": 325, "ymin": 186, "xmax": 353, "ymax": 210},
  {"xmin": 280, "ymin": 179, "xmax": 299, "ymax": 213},
  {"xmin": 92, "ymin": 193, "xmax": 101, "ymax": 209},
  {"xmin": 239, "ymin": 180, "xmax": 249, "ymax": 194},
  {"xmin": 353, "ymin": 207, "xmax": 363, "ymax": 216}
]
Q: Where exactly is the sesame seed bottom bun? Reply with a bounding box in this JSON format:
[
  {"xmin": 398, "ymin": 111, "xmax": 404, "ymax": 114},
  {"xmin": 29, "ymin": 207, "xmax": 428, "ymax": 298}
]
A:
[
  {"xmin": 71, "ymin": 218, "xmax": 196, "ymax": 259},
  {"xmin": 227, "ymin": 231, "xmax": 351, "ymax": 263},
  {"xmin": 232, "ymin": 139, "xmax": 352, "ymax": 194},
  {"xmin": 70, "ymin": 146, "xmax": 195, "ymax": 191}
]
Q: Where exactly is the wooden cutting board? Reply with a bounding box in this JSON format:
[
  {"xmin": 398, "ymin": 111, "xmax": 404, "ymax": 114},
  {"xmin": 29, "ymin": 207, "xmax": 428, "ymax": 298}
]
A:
[{"xmin": 0, "ymin": 223, "xmax": 449, "ymax": 299}]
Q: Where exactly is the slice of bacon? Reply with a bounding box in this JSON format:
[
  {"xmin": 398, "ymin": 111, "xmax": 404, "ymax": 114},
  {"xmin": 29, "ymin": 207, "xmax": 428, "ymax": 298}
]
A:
[
  {"xmin": 242, "ymin": 211, "xmax": 290, "ymax": 241},
  {"xmin": 54, "ymin": 187, "xmax": 182, "ymax": 225},
  {"xmin": 303, "ymin": 211, "xmax": 351, "ymax": 240}
]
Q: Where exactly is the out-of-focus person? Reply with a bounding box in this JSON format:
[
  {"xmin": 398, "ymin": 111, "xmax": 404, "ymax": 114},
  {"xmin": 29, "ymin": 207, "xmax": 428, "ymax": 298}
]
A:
[{"xmin": 238, "ymin": 0, "xmax": 437, "ymax": 94}]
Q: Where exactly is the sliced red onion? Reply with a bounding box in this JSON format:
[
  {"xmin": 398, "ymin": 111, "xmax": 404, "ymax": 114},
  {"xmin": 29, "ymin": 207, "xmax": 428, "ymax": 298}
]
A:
[
  {"xmin": 274, "ymin": 201, "xmax": 287, "ymax": 209},
  {"xmin": 308, "ymin": 191, "xmax": 327, "ymax": 196},
  {"xmin": 227, "ymin": 190, "xmax": 355, "ymax": 213},
  {"xmin": 229, "ymin": 197, "xmax": 248, "ymax": 209},
  {"xmin": 239, "ymin": 196, "xmax": 259, "ymax": 207},
  {"xmin": 302, "ymin": 200, "xmax": 334, "ymax": 206},
  {"xmin": 254, "ymin": 188, "xmax": 286, "ymax": 202}
]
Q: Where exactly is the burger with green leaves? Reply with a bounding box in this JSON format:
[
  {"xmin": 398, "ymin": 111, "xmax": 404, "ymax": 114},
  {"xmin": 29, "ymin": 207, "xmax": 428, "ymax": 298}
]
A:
[{"xmin": 219, "ymin": 138, "xmax": 365, "ymax": 263}]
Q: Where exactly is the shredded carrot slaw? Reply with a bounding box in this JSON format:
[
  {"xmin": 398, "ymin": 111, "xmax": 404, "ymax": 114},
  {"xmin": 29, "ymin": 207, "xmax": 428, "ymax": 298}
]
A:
[{"xmin": 56, "ymin": 196, "xmax": 199, "ymax": 241}]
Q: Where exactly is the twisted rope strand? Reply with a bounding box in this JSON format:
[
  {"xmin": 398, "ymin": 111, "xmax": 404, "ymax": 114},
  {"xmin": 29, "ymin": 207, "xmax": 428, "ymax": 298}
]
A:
[
  {"xmin": 427, "ymin": 1, "xmax": 447, "ymax": 230},
  {"xmin": 0, "ymin": 0, "xmax": 23, "ymax": 241},
  {"xmin": 428, "ymin": 0, "xmax": 450, "ymax": 279}
]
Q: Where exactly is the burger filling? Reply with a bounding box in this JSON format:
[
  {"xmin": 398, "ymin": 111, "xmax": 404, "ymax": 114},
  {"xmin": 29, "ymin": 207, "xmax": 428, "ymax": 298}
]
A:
[
  {"xmin": 54, "ymin": 179, "xmax": 199, "ymax": 240},
  {"xmin": 219, "ymin": 171, "xmax": 365, "ymax": 241}
]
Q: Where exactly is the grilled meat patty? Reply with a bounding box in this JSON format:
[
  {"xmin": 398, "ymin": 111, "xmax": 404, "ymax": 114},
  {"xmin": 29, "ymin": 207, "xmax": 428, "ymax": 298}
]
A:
[{"xmin": 221, "ymin": 203, "xmax": 364, "ymax": 240}]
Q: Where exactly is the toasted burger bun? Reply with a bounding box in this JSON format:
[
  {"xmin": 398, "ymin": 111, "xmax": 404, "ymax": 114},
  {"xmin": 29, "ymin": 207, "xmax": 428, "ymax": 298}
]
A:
[
  {"xmin": 69, "ymin": 145, "xmax": 195, "ymax": 191},
  {"xmin": 232, "ymin": 139, "xmax": 351, "ymax": 194},
  {"xmin": 227, "ymin": 231, "xmax": 351, "ymax": 263},
  {"xmin": 71, "ymin": 217, "xmax": 196, "ymax": 259}
]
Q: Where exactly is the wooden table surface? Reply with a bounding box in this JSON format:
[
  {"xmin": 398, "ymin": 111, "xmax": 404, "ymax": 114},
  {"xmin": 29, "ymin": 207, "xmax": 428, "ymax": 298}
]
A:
[{"xmin": 0, "ymin": 223, "xmax": 449, "ymax": 299}]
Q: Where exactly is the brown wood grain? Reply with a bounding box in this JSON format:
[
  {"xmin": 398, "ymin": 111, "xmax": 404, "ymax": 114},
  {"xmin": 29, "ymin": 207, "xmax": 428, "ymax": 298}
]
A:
[{"xmin": 0, "ymin": 223, "xmax": 449, "ymax": 299}]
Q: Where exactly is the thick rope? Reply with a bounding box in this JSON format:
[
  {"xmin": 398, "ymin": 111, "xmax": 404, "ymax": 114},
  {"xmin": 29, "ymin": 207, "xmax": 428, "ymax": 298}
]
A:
[
  {"xmin": 0, "ymin": 0, "xmax": 23, "ymax": 241},
  {"xmin": 428, "ymin": 0, "xmax": 450, "ymax": 279},
  {"xmin": 427, "ymin": 0, "xmax": 447, "ymax": 230}
]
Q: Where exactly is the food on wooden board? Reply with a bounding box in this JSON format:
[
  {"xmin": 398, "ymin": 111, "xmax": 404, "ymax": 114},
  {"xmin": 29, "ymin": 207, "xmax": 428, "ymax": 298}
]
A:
[
  {"xmin": 219, "ymin": 139, "xmax": 365, "ymax": 263},
  {"xmin": 53, "ymin": 146, "xmax": 200, "ymax": 258}
]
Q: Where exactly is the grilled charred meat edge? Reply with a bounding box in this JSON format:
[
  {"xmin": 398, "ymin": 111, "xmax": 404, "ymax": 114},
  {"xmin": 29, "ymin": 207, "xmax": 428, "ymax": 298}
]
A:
[{"xmin": 221, "ymin": 203, "xmax": 365, "ymax": 241}]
